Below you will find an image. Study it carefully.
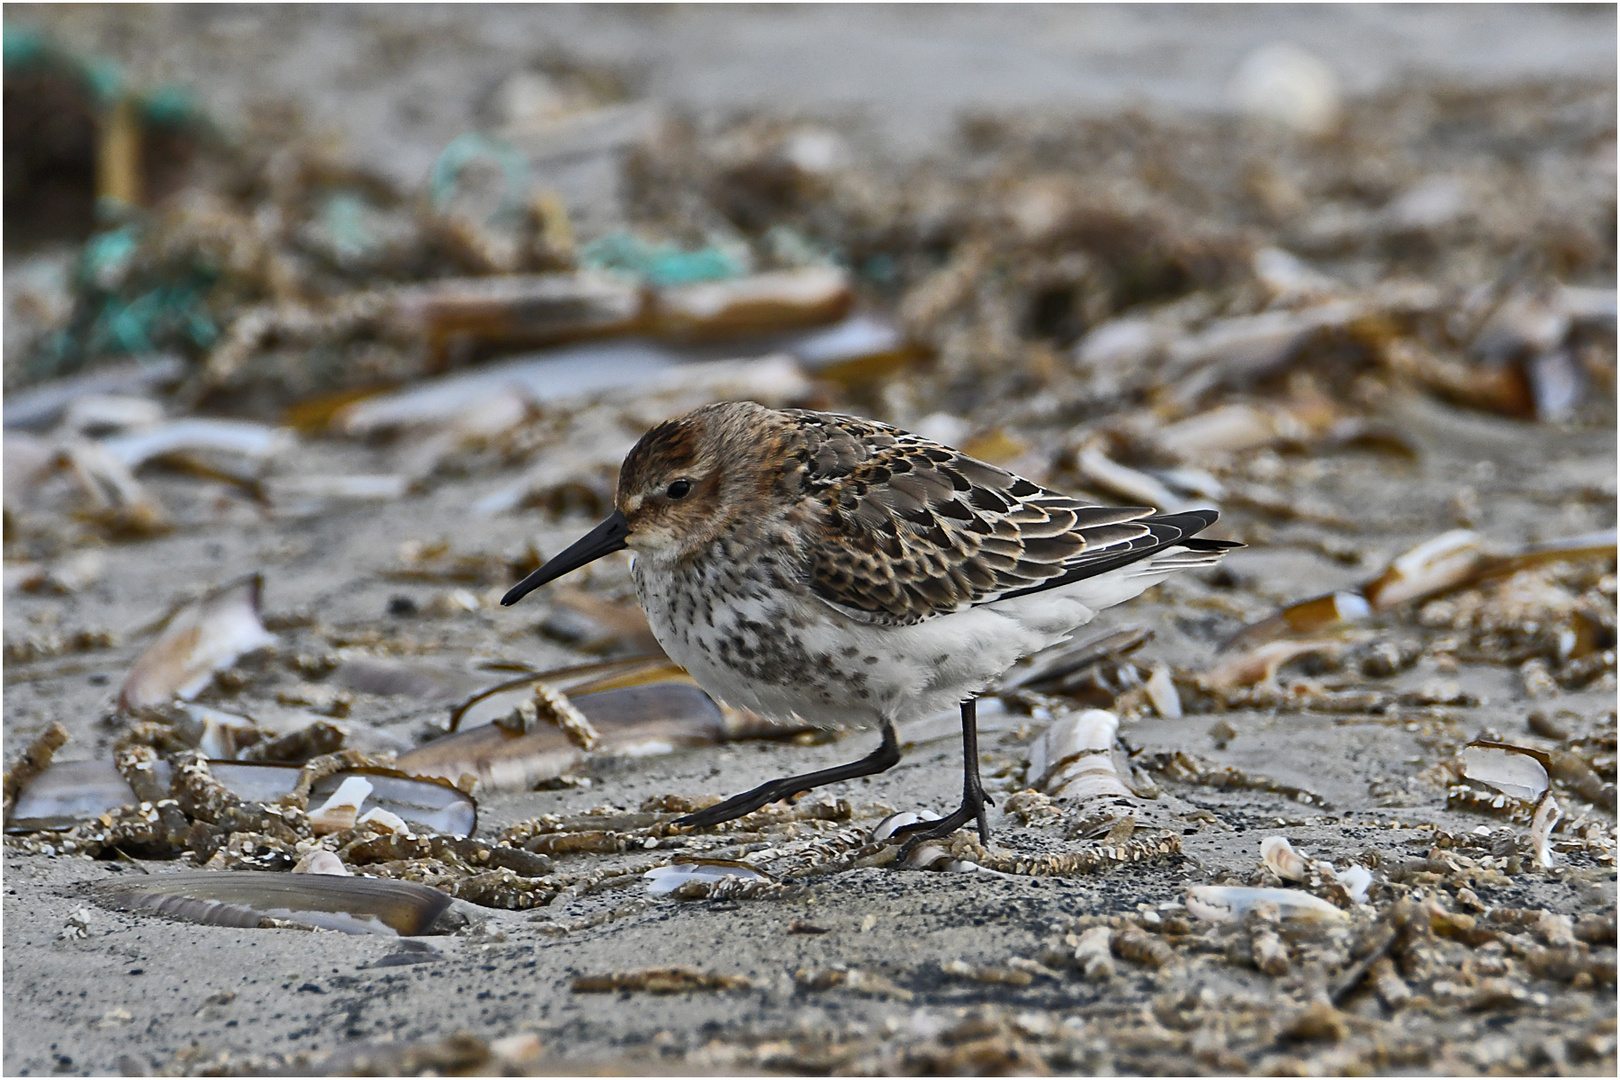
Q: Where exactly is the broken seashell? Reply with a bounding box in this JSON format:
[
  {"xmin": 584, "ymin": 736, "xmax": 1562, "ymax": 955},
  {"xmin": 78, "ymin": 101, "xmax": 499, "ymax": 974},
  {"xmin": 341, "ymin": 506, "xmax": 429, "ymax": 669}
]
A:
[
  {"xmin": 118, "ymin": 575, "xmax": 277, "ymax": 711},
  {"xmin": 1185, "ymin": 885, "xmax": 1347, "ymax": 924},
  {"xmin": 1226, "ymin": 529, "xmax": 1616, "ymax": 649},
  {"xmin": 1460, "ymin": 741, "xmax": 1550, "ymax": 803},
  {"xmin": 1005, "ymin": 625, "xmax": 1151, "ymax": 695},
  {"xmin": 870, "ymin": 812, "xmax": 922, "ymax": 842},
  {"xmin": 58, "ymin": 393, "xmax": 165, "ymax": 436},
  {"xmin": 1073, "ymin": 925, "xmax": 1115, "ymax": 980},
  {"xmin": 5, "ymin": 356, "xmax": 185, "ymax": 432},
  {"xmin": 2, "ymin": 722, "xmax": 73, "ymax": 827},
  {"xmin": 1027, "ymin": 709, "xmax": 1117, "ymax": 791},
  {"xmin": 902, "ymin": 844, "xmax": 959, "ymax": 871},
  {"xmin": 493, "ymin": 681, "xmax": 599, "ymax": 750},
  {"xmin": 5, "ymin": 759, "xmax": 475, "ymax": 837},
  {"xmin": 356, "ymin": 807, "xmax": 409, "ymax": 834},
  {"xmin": 1530, "ymin": 794, "xmax": 1560, "ymax": 871},
  {"xmin": 309, "ymin": 776, "xmax": 374, "ymax": 835},
  {"xmin": 1145, "ymin": 664, "xmax": 1181, "ymax": 719},
  {"xmin": 1335, "ymin": 864, "xmax": 1372, "ymax": 905},
  {"xmin": 58, "ymin": 438, "xmax": 170, "ymax": 534},
  {"xmin": 1074, "ymin": 443, "xmax": 1192, "ymax": 513},
  {"xmin": 18, "ymin": 549, "xmax": 106, "ymax": 595},
  {"xmin": 172, "ymin": 704, "xmax": 262, "ymax": 760},
  {"xmin": 651, "ymin": 266, "xmax": 852, "ymax": 339},
  {"xmin": 1363, "ymin": 529, "xmax": 1484, "ymax": 609},
  {"xmin": 382, "ymin": 272, "xmax": 644, "ymax": 370},
  {"xmin": 644, "ymin": 860, "xmax": 770, "ymax": 897},
  {"xmin": 1200, "ymin": 639, "xmax": 1340, "ymax": 691},
  {"xmin": 1260, "ymin": 836, "xmax": 1309, "ymax": 882},
  {"xmin": 99, "ymin": 418, "xmax": 295, "ymax": 481},
  {"xmin": 1028, "ymin": 710, "xmax": 1133, "ymax": 803},
  {"xmin": 97, "ymin": 870, "xmax": 453, "ymax": 935},
  {"xmin": 262, "ymin": 474, "xmax": 411, "ymax": 518},
  {"xmin": 292, "ymin": 850, "xmax": 350, "ymax": 876},
  {"xmin": 1157, "ymin": 402, "xmax": 1291, "ymax": 459},
  {"xmin": 6, "ymin": 758, "xmax": 134, "ymax": 832},
  {"xmin": 404, "ymin": 682, "xmax": 781, "ymax": 794}
]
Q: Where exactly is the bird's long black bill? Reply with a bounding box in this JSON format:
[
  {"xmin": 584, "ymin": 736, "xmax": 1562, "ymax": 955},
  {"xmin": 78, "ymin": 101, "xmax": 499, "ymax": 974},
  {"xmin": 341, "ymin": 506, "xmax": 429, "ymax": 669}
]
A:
[{"xmin": 501, "ymin": 510, "xmax": 630, "ymax": 606}]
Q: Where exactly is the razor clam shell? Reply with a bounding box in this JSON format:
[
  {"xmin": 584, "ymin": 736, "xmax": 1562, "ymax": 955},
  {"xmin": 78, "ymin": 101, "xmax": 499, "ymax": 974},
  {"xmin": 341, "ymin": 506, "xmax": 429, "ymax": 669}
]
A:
[
  {"xmin": 5, "ymin": 759, "xmax": 475, "ymax": 837},
  {"xmin": 7, "ymin": 760, "xmax": 138, "ymax": 832},
  {"xmin": 98, "ymin": 418, "xmax": 295, "ymax": 474},
  {"xmin": 1185, "ymin": 885, "xmax": 1348, "ymax": 924},
  {"xmin": 96, "ymin": 871, "xmax": 453, "ymax": 936},
  {"xmin": 644, "ymin": 860, "xmax": 771, "ymax": 897},
  {"xmin": 213, "ymin": 763, "xmax": 477, "ymax": 838},
  {"xmin": 1027, "ymin": 709, "xmax": 1118, "ymax": 792},
  {"xmin": 1459, "ymin": 742, "xmax": 1550, "ymax": 803},
  {"xmin": 401, "ymin": 683, "xmax": 729, "ymax": 794},
  {"xmin": 1363, "ymin": 529, "xmax": 1485, "ymax": 609},
  {"xmin": 118, "ymin": 574, "xmax": 277, "ymax": 710},
  {"xmin": 445, "ymin": 655, "xmax": 685, "ymax": 732}
]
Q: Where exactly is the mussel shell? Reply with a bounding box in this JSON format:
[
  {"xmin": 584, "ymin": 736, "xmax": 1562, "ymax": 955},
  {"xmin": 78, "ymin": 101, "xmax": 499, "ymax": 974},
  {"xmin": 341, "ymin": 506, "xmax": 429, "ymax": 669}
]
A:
[{"xmin": 96, "ymin": 871, "xmax": 453, "ymax": 935}]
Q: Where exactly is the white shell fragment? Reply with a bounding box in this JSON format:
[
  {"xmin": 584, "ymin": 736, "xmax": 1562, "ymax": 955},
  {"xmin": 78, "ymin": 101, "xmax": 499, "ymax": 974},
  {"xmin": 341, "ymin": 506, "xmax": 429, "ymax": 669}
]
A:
[
  {"xmin": 1230, "ymin": 42, "xmax": 1342, "ymax": 136},
  {"xmin": 99, "ymin": 418, "xmax": 295, "ymax": 473},
  {"xmin": 902, "ymin": 844, "xmax": 995, "ymax": 875},
  {"xmin": 59, "ymin": 393, "xmax": 166, "ymax": 436},
  {"xmin": 118, "ymin": 575, "xmax": 277, "ymax": 710},
  {"xmin": 18, "ymin": 549, "xmax": 106, "ymax": 595},
  {"xmin": 1028, "ymin": 710, "xmax": 1132, "ymax": 803},
  {"xmin": 309, "ymin": 776, "xmax": 374, "ymax": 835},
  {"xmin": 1074, "ymin": 443, "xmax": 1191, "ymax": 513},
  {"xmin": 59, "ymin": 437, "xmax": 169, "ymax": 532},
  {"xmin": 1335, "ymin": 865, "xmax": 1372, "ymax": 905},
  {"xmin": 1460, "ymin": 742, "xmax": 1550, "ymax": 803},
  {"xmin": 1363, "ymin": 529, "xmax": 1483, "ymax": 610},
  {"xmin": 644, "ymin": 861, "xmax": 770, "ymax": 897},
  {"xmin": 870, "ymin": 812, "xmax": 922, "ymax": 842},
  {"xmin": 262, "ymin": 474, "xmax": 411, "ymax": 518},
  {"xmin": 1073, "ymin": 925, "xmax": 1115, "ymax": 980},
  {"xmin": 1028, "ymin": 709, "xmax": 1116, "ymax": 790},
  {"xmin": 1186, "ymin": 885, "xmax": 1348, "ymax": 924},
  {"xmin": 1145, "ymin": 664, "xmax": 1182, "ymax": 719},
  {"xmin": 356, "ymin": 807, "xmax": 409, "ymax": 834},
  {"xmin": 1530, "ymin": 795, "xmax": 1561, "ymax": 871},
  {"xmin": 1259, "ymin": 836, "xmax": 1309, "ymax": 882},
  {"xmin": 292, "ymin": 850, "xmax": 350, "ymax": 876}
]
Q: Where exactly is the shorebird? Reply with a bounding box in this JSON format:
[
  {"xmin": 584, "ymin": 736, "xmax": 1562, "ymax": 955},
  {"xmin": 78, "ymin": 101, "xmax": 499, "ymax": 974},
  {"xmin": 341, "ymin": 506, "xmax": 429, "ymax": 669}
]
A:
[{"xmin": 503, "ymin": 401, "xmax": 1237, "ymax": 852}]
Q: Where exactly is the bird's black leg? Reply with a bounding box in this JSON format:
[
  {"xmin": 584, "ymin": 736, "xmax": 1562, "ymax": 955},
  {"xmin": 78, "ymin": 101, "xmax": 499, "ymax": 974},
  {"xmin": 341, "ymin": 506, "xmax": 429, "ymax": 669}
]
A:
[
  {"xmin": 892, "ymin": 698, "xmax": 994, "ymax": 858},
  {"xmin": 674, "ymin": 720, "xmax": 901, "ymax": 830}
]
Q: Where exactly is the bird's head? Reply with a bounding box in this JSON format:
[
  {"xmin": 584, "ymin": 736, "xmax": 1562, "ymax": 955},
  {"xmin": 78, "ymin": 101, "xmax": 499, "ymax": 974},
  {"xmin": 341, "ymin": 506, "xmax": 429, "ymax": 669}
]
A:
[{"xmin": 501, "ymin": 401, "xmax": 778, "ymax": 606}]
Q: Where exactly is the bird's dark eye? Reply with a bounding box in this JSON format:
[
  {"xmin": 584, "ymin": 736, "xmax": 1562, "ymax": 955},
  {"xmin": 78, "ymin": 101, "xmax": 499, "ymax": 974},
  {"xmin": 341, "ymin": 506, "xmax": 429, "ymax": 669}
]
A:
[{"xmin": 665, "ymin": 479, "xmax": 693, "ymax": 500}]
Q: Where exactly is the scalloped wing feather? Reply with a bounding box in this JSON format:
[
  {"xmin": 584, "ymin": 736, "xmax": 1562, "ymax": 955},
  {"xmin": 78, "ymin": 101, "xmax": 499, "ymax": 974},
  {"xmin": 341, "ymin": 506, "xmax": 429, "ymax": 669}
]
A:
[{"xmin": 784, "ymin": 411, "xmax": 1222, "ymax": 626}]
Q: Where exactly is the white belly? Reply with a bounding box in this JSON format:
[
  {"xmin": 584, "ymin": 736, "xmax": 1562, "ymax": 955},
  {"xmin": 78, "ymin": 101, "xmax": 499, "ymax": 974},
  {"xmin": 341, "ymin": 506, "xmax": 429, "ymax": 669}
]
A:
[{"xmin": 635, "ymin": 561, "xmax": 1106, "ymax": 728}]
